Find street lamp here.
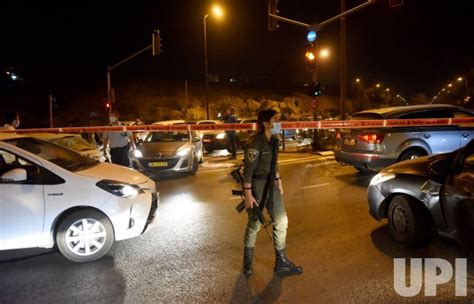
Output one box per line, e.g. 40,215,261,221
386,88,390,92
319,48,330,59
447,83,453,88
457,76,469,98
376,83,381,88
204,4,224,119
352,77,361,99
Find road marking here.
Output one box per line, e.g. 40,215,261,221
300,183,331,190
198,156,336,174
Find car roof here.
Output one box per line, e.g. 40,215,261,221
0,132,28,141
354,104,468,119
24,133,81,140
152,120,186,125
196,120,221,124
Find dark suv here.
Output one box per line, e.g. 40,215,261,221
335,104,474,172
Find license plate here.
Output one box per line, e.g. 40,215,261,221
148,161,168,167
203,139,211,143
344,138,356,146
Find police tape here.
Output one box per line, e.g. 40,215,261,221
1,118,474,134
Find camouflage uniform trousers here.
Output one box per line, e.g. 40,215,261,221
244,178,288,251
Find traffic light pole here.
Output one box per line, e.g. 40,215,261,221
269,0,375,120
268,0,374,31
106,44,153,111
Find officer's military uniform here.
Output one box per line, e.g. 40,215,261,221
242,132,288,251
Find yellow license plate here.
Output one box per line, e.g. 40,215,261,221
148,161,168,167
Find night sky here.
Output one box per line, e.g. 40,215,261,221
1,0,473,104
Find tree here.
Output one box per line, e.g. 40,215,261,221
410,93,429,105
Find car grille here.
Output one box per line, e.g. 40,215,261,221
142,192,159,233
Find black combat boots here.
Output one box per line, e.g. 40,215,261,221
243,247,254,277
274,249,303,277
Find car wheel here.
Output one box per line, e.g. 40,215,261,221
387,195,432,246
399,149,427,161
56,209,115,262
190,156,199,175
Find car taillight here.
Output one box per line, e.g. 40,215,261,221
358,133,385,144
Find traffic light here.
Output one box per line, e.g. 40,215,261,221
152,29,162,56
308,82,323,97
305,43,317,71
268,0,279,31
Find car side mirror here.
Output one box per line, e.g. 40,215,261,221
192,137,201,143
2,168,27,182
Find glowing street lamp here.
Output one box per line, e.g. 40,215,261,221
204,4,225,119
319,48,330,59
376,83,381,88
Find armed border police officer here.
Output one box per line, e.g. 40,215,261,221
242,109,302,277
103,110,136,167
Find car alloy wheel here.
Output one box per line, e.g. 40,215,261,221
65,218,107,256
57,209,114,262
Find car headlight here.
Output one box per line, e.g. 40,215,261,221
216,133,226,139
369,173,396,186
96,180,142,198
176,147,191,157
133,149,143,158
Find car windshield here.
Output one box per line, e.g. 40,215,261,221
146,131,190,142
51,136,96,152
5,137,99,172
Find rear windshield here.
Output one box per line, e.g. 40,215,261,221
351,113,384,120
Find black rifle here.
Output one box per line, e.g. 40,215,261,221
231,166,273,241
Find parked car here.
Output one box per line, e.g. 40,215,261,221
131,121,203,178
335,104,474,172
235,118,257,148
26,133,106,162
200,120,231,152
0,133,158,262
368,139,474,246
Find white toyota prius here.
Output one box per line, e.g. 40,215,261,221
0,133,159,262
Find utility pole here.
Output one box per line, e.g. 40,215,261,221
185,80,189,112
340,0,347,120
49,94,54,128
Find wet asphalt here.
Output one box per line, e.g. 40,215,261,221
1,152,473,303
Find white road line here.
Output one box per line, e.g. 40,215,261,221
300,183,331,190
199,156,335,174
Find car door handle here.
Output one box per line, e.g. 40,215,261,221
423,134,431,139
462,133,469,138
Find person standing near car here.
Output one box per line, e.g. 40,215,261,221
0,112,20,130
223,106,238,160
241,108,302,277
103,110,136,167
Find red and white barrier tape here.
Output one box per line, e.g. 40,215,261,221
0,118,473,134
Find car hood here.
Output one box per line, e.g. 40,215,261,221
76,162,148,185
383,152,456,178
138,141,190,158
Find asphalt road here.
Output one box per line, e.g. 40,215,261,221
1,152,473,303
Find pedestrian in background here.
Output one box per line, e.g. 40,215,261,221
223,106,238,160
103,110,136,167
241,108,302,277
0,112,20,130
